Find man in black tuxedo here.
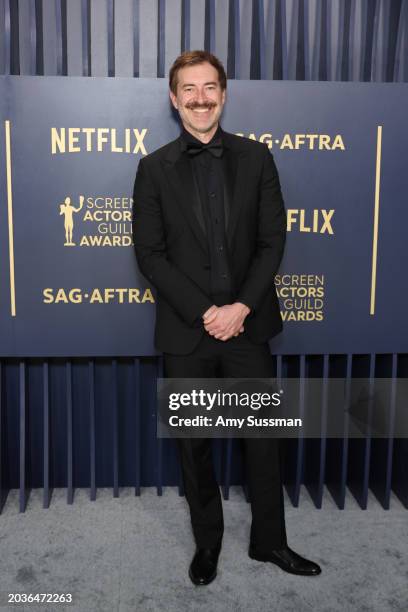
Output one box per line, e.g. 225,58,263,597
132,50,321,585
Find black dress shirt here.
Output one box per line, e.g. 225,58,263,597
179,125,253,329
180,124,233,304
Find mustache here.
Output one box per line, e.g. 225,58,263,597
185,102,217,110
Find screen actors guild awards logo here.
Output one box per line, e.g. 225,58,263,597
59,195,84,246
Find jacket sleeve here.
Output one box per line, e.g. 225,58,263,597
132,158,213,326
235,145,286,312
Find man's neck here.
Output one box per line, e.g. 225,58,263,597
182,122,219,144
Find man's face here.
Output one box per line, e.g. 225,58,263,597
169,61,226,136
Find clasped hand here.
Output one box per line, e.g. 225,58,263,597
202,303,251,341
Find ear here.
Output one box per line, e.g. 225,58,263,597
169,89,178,110
221,89,226,105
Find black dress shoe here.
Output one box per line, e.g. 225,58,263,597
248,544,321,576
189,543,221,586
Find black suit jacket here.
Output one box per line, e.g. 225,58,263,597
132,127,286,355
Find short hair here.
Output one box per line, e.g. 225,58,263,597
169,50,227,94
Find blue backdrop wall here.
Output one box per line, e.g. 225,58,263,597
0,0,407,513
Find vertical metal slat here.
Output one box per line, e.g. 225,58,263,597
89,359,96,500
317,354,329,507
81,0,91,76
134,358,141,496
181,0,190,52
54,0,64,75
112,359,119,497
66,0,84,76
66,360,74,504
107,0,114,76
0,361,9,513
227,0,239,79
361,353,376,507
133,0,139,76
156,356,163,496
204,0,215,53
338,354,352,508
157,0,165,77
43,361,52,508
19,360,28,512
294,354,306,506
383,354,398,508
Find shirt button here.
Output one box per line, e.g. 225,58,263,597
210,192,216,198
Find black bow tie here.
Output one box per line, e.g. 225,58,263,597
185,138,223,158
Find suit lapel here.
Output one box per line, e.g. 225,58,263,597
222,136,249,250
162,140,208,255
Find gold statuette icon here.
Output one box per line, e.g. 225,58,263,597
59,195,84,246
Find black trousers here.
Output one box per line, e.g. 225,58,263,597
163,331,287,552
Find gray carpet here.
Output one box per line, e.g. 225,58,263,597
0,486,406,612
